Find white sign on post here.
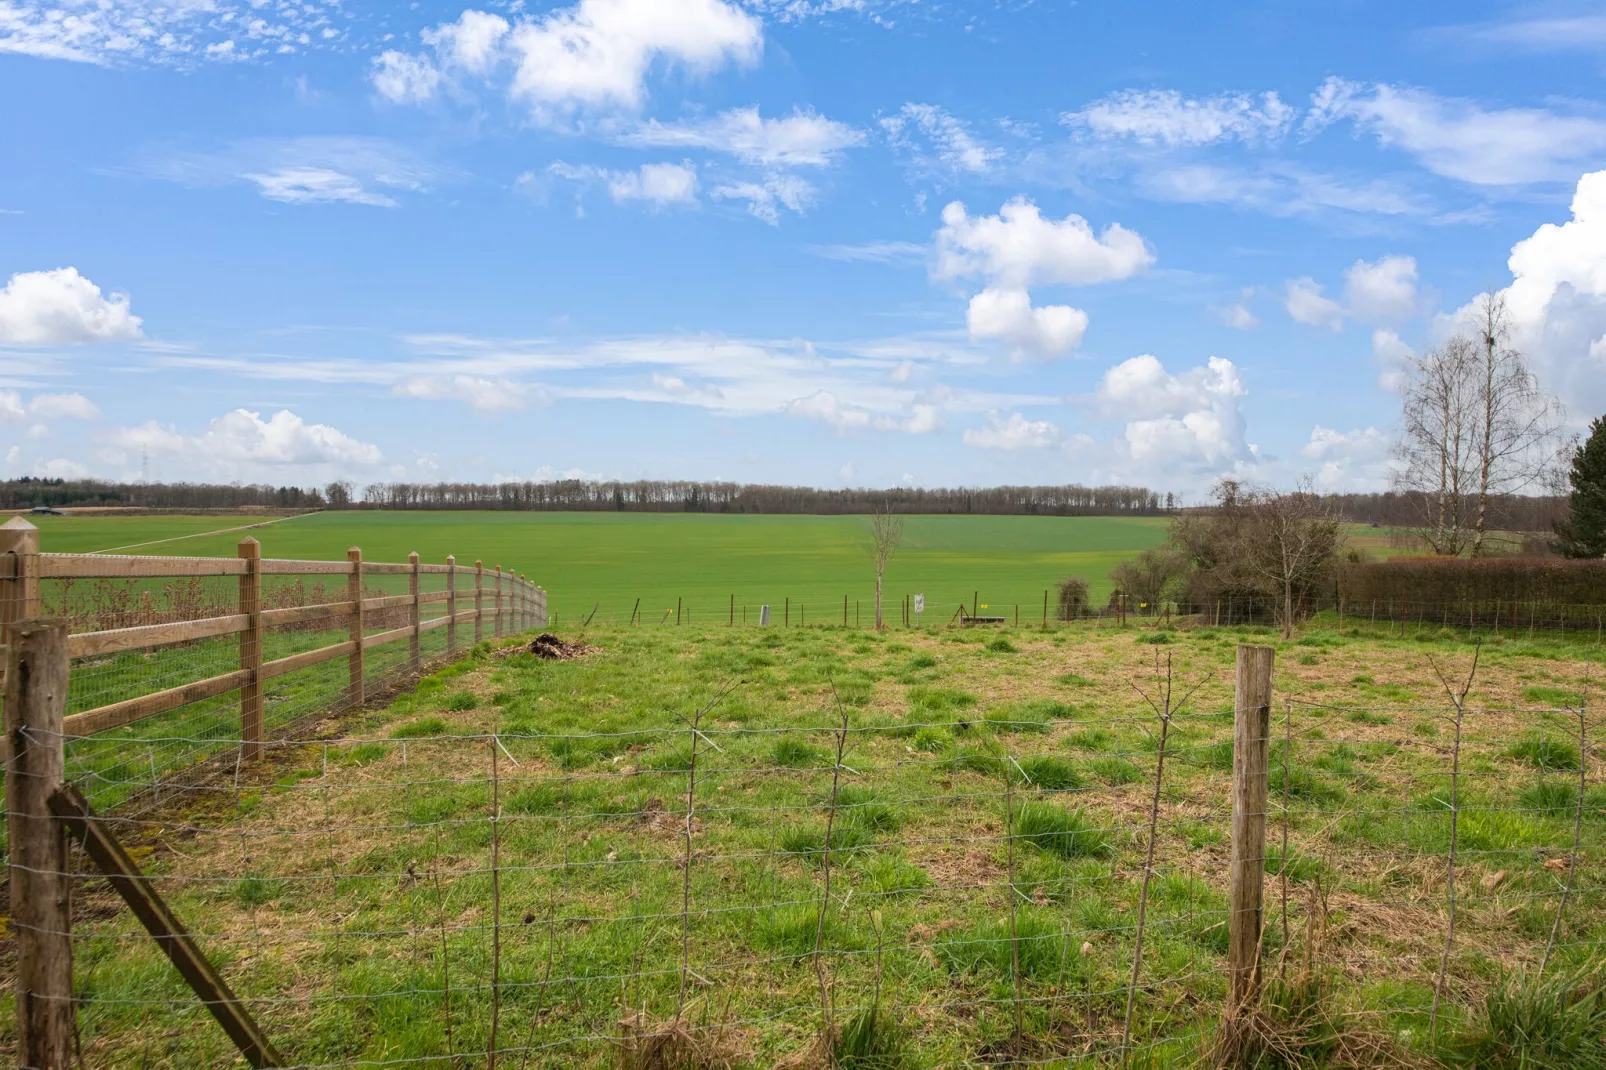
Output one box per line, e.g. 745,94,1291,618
913,593,924,625
759,604,771,626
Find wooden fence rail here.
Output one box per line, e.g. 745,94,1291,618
0,517,546,757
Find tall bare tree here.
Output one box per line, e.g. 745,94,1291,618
867,503,904,630
1394,336,1481,555
1239,482,1342,640
1468,293,1565,555
1393,295,1563,556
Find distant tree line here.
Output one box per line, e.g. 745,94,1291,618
340,480,1175,515
1315,492,1566,532
0,478,325,511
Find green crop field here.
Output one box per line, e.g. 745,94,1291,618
23,511,1173,621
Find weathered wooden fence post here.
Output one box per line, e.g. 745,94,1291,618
446,555,457,655
408,552,421,673
0,515,41,635
474,560,484,645
1228,643,1275,1017
6,619,75,1067
535,586,547,628
347,547,364,709
494,566,504,638
238,537,264,762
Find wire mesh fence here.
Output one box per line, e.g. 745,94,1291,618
550,593,1606,640
27,647,1601,1068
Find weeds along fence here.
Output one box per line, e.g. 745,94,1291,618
560,591,1606,639
0,516,546,823
5,634,1601,1067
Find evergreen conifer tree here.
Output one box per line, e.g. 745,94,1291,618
1553,415,1606,558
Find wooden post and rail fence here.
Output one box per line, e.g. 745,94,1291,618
0,516,545,761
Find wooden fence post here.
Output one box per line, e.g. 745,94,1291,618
408,552,421,673
0,516,41,636
446,555,457,655
347,548,364,709
5,619,74,1068
474,560,484,645
494,566,504,639
1228,643,1275,1017
238,537,263,762
535,586,546,628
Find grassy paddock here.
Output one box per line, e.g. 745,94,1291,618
38,619,1605,1067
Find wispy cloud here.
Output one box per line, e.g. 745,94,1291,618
127,136,446,208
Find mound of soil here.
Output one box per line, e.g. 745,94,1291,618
525,633,599,660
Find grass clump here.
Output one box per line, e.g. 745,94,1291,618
859,854,933,898
442,690,479,711
1016,754,1083,791
910,726,951,753
340,742,389,766
1064,728,1115,751
1507,736,1583,771
985,636,1018,653
835,785,899,833
1014,801,1112,859
774,737,828,768
936,910,1087,981
1444,967,1606,1070
1056,672,1092,687
1087,756,1143,785
833,1006,909,1070
907,686,978,715
1522,685,1581,707
983,699,1067,734
1520,780,1579,815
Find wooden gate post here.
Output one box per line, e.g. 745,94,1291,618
1228,644,1275,1016
446,556,457,654
346,548,364,709
0,515,41,636
6,619,75,1067
238,537,263,762
408,552,421,673
474,561,484,645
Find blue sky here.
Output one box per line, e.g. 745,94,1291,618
4,0,1606,499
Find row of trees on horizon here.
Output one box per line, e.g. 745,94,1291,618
0,473,1578,529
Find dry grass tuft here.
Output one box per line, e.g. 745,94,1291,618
614,1009,750,1070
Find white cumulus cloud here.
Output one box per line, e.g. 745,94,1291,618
1283,277,1346,331
934,197,1151,357
1443,169,1606,416
962,411,1061,450
1097,354,1248,469
28,393,99,419
965,287,1087,355
1344,255,1418,324
0,268,143,345
105,409,382,474
374,0,762,122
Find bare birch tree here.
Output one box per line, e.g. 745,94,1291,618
1394,336,1481,555
867,503,904,629
1393,295,1562,556
1468,293,1565,556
